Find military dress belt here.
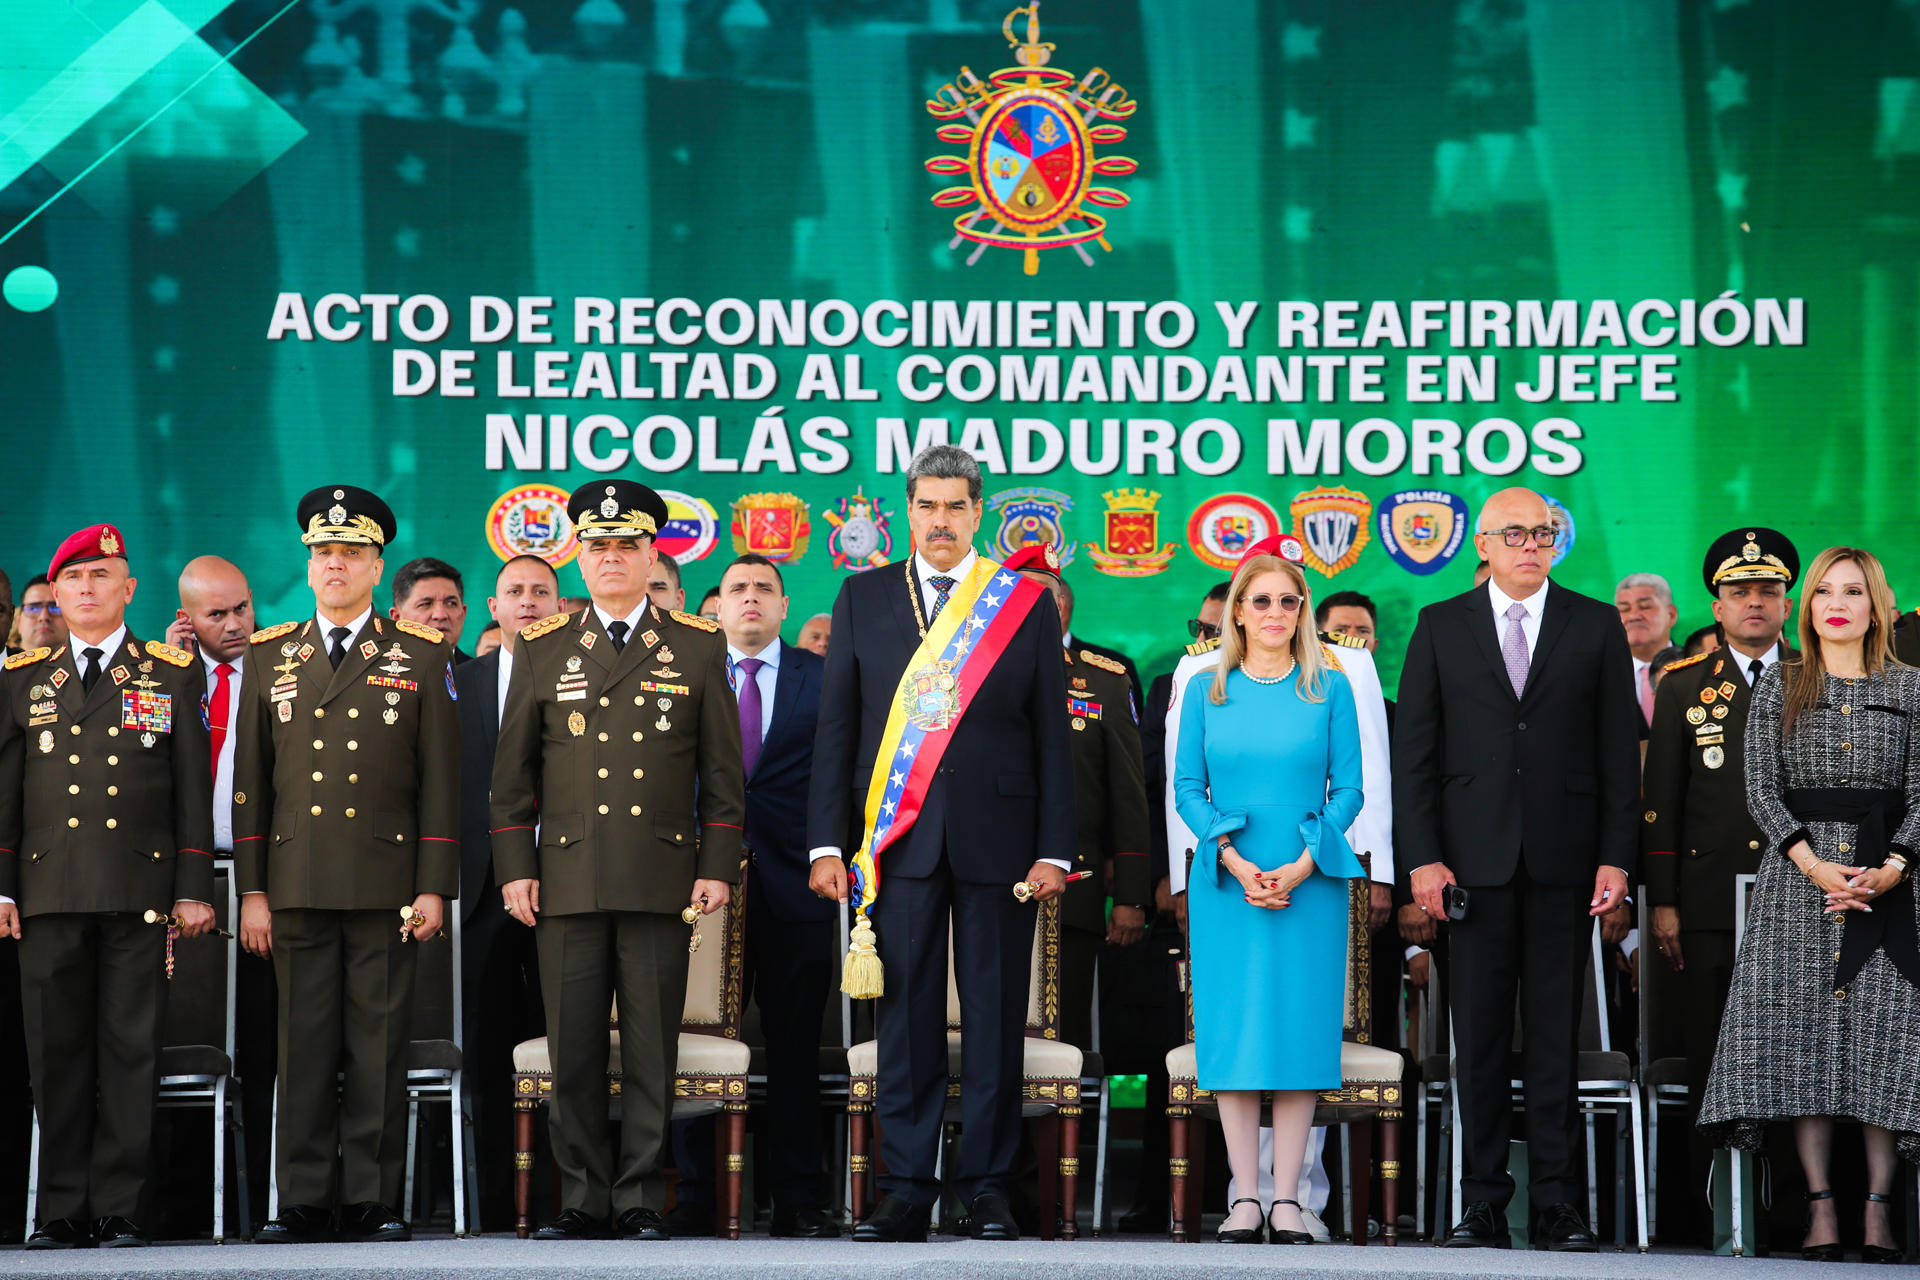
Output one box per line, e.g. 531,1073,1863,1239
1784,787,1919,990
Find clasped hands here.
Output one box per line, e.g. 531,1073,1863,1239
1222,846,1311,910
1789,839,1899,914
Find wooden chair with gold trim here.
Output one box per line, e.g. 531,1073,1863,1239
509,873,752,1239
1166,853,1406,1244
845,897,1088,1238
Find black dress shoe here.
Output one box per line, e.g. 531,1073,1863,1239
533,1208,607,1240
1216,1197,1264,1244
1442,1201,1511,1249
94,1216,147,1248
1115,1204,1166,1234
663,1201,714,1236
616,1207,669,1241
852,1196,931,1243
769,1205,841,1238
25,1218,91,1249
1536,1201,1596,1253
968,1192,1020,1241
255,1204,335,1244
339,1201,410,1242
1862,1191,1903,1263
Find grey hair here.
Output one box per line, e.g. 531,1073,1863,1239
1615,572,1673,608
905,443,982,503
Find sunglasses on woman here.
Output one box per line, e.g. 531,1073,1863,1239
1242,592,1303,613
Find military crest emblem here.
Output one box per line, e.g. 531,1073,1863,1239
486,484,578,568
1377,490,1469,576
656,489,720,564
988,487,1074,566
1541,492,1577,567
1290,485,1373,577
824,487,894,572
901,660,961,732
730,492,811,562
1187,493,1280,571
1085,488,1177,577
924,6,1139,275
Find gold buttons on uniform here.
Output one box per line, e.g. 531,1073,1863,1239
314,708,325,718
67,784,78,795
69,725,80,736
345,808,356,818
311,805,323,816
105,819,116,830
630,805,642,816
313,739,324,750
348,741,359,751
107,727,118,737
635,696,645,707
312,771,324,782
67,754,78,764
598,732,609,742
558,836,568,846
66,817,78,828
1840,842,1852,853
598,768,609,779
633,769,644,780
106,786,116,796
674,833,685,844
632,731,643,742
234,792,246,805
349,708,360,718
600,696,610,707
106,756,117,766
396,833,406,841
598,804,609,815
348,774,358,784
1750,840,1760,850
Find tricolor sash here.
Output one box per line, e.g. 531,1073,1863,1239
841,557,1046,996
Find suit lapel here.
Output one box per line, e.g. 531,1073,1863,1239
297,620,332,700
601,605,656,692
320,615,388,706
478,651,502,745
889,560,925,652
1462,585,1514,700
1523,583,1575,700
764,648,805,754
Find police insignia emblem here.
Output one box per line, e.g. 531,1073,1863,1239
1712,704,1729,720
731,492,811,561
1085,489,1177,577
656,645,673,664
485,483,579,568
37,730,52,755
824,487,893,572
383,707,398,725
1687,706,1707,725
600,485,620,519
1703,745,1725,769
1702,687,1717,704
141,732,157,749
656,715,672,732
901,660,962,732
1540,493,1577,567
1377,490,1469,576
278,701,293,723
988,487,1074,566
1290,485,1373,577
925,6,1139,275
1187,493,1280,571
100,528,120,555
329,502,347,525
568,711,586,737
566,655,583,673
657,697,674,712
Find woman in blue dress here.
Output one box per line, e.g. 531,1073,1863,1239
1174,548,1365,1244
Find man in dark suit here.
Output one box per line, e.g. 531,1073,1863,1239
1394,486,1639,1252
455,553,562,1228
807,445,1075,1243
392,556,474,664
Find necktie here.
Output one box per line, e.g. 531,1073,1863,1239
80,647,104,692
1749,658,1764,688
1637,664,1656,726
607,620,629,652
735,657,765,776
328,626,352,669
1500,602,1529,699
927,575,956,624
209,662,234,777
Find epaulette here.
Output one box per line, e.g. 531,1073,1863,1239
1663,651,1710,674
250,621,298,645
4,646,50,670
395,619,444,644
1185,636,1221,657
519,613,571,643
1320,643,1345,673
1081,650,1126,676
1323,631,1369,649
145,640,193,668
672,609,720,633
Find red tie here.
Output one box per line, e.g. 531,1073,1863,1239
209,662,234,776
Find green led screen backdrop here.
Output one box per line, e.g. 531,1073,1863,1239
1,0,1913,687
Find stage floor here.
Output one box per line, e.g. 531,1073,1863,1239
0,1236,1839,1280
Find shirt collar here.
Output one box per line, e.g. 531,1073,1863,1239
201,646,243,677
592,600,649,635
1733,642,1780,676
497,642,513,682
314,606,374,642
914,548,977,588
1488,577,1548,620
728,637,782,669
71,624,129,671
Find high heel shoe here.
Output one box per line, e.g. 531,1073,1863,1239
1217,1197,1265,1244
1862,1192,1904,1264
1801,1190,1843,1263
1267,1198,1315,1245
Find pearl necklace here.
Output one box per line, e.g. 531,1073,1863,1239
1239,657,1296,685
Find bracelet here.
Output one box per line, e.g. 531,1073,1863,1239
1886,854,1910,879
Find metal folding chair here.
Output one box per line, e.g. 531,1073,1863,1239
403,903,479,1235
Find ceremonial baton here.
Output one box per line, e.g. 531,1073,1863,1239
398,905,444,942
1012,870,1093,902
144,908,233,981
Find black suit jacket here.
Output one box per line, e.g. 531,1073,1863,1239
455,648,503,924
743,643,832,923
807,559,1075,881
1392,581,1640,889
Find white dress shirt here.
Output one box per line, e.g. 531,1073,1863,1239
203,648,244,851
69,624,129,682
727,638,781,741
315,606,374,656
810,548,1068,871
1487,578,1548,661
593,600,649,639
495,643,515,726
1731,642,1780,686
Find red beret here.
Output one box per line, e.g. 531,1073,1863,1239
1001,542,1063,579
48,523,128,580
1236,534,1306,570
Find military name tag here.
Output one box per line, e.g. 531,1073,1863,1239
270,683,299,702
121,689,172,733
558,690,586,702
367,675,418,692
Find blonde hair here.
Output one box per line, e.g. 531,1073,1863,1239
1781,545,1896,738
1210,555,1326,705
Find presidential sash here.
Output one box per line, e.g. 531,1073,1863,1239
841,556,1046,997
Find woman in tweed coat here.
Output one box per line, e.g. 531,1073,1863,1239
1699,547,1920,1263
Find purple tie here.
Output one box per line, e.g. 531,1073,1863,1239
736,657,765,776
1501,601,1530,698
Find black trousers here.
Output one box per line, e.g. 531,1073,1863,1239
1678,928,1737,1241
1057,925,1101,1051
233,948,277,1226
1449,874,1590,1211
461,899,544,1228
871,856,1033,1206
19,913,167,1223
0,937,30,1237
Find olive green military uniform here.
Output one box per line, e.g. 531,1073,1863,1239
1059,647,1151,1049
0,636,213,1225
491,604,745,1220
232,614,460,1211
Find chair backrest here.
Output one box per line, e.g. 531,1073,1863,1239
161,863,237,1057
681,867,748,1039
945,897,1058,1038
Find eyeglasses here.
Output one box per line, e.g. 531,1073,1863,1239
1243,593,1303,614
21,603,61,617
1187,619,1220,640
1483,525,1559,548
